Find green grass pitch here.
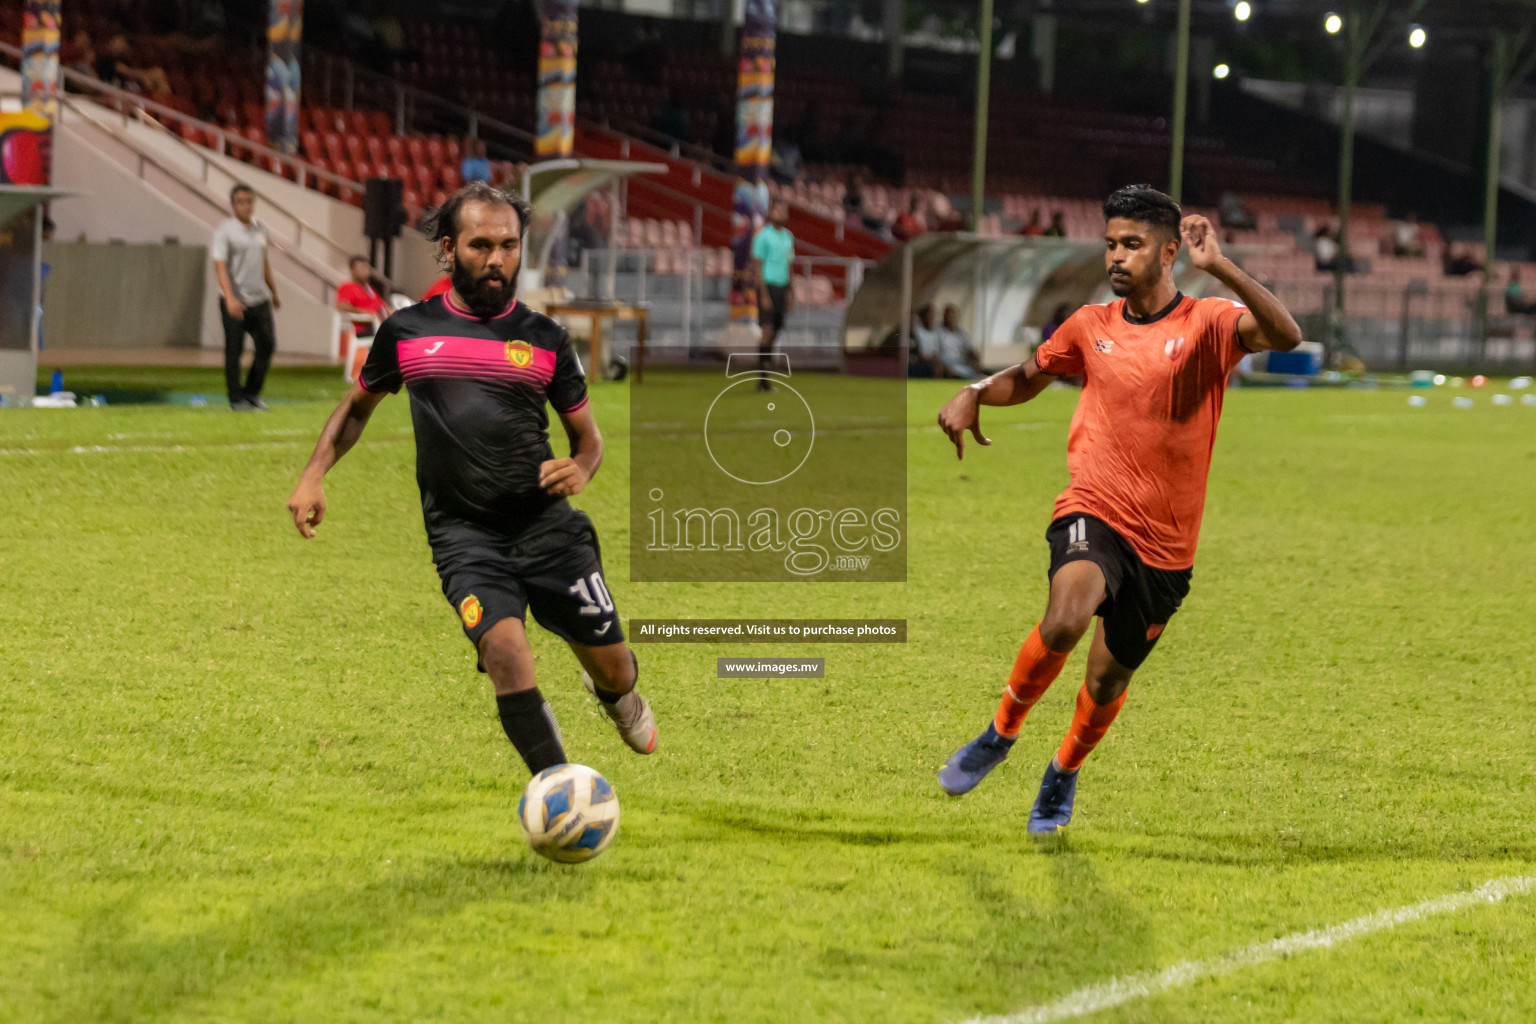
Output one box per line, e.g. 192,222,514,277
3,367,1534,1023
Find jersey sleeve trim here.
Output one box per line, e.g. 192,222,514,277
554,395,590,415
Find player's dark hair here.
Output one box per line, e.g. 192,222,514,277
1103,184,1181,241
229,182,254,203
348,254,369,267
421,181,533,265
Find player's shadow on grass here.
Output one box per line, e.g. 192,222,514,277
957,839,1158,1008
678,802,956,847
52,857,589,1023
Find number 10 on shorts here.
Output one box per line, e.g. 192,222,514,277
569,572,615,617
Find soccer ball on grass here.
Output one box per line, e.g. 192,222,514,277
518,763,620,863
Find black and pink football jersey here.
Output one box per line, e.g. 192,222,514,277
359,293,588,536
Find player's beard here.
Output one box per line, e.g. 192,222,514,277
1108,263,1151,297
451,259,518,317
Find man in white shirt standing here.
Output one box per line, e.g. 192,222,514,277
212,183,280,411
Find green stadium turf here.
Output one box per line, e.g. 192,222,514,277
3,369,1533,1023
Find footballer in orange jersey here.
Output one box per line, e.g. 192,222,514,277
935,185,1302,831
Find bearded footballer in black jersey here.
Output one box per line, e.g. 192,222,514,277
287,182,656,775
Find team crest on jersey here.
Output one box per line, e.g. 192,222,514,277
1164,336,1186,359
505,340,533,367
459,594,483,629
1094,338,1115,354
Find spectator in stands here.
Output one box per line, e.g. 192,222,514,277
212,183,279,412
337,256,390,334
1019,210,1046,237
930,194,965,232
94,33,170,97
892,196,926,242
1313,224,1340,273
1442,242,1482,277
1505,267,1532,315
63,31,96,79
656,90,693,145
1044,211,1067,238
422,275,453,300
1392,211,1426,258
938,305,983,379
1219,192,1257,232
460,139,491,185
909,304,942,378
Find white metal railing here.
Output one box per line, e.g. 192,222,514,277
55,94,344,306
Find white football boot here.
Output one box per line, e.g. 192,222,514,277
582,670,657,754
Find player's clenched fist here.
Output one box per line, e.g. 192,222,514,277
286,478,327,538
937,386,990,460
539,457,589,496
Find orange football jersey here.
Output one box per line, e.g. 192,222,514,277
1033,294,1249,570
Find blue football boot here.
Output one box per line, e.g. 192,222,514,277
938,723,1015,796
1027,759,1079,833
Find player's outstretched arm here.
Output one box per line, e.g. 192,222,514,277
540,404,603,497
286,384,387,538
936,355,1058,460
1180,214,1302,353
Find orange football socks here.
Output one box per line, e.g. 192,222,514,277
992,625,1070,738
1054,684,1127,771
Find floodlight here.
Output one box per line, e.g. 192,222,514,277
1234,2,1251,21
1408,25,1426,48
1324,13,1342,34
1214,63,1231,79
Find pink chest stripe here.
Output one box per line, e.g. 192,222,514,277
398,335,555,384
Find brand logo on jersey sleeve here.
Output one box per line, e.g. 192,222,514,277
505,340,533,367
1164,336,1186,359
459,594,483,628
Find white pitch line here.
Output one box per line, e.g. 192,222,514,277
0,440,307,456
960,873,1536,1024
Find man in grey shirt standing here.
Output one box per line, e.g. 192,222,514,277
211,183,280,410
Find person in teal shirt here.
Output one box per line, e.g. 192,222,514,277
751,200,795,390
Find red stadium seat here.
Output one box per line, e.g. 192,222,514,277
368,110,392,137
179,121,206,147
425,137,445,166
333,159,355,182
413,164,435,193
406,136,427,165
402,187,421,209
365,136,386,166
431,189,449,208
323,131,345,163
444,137,461,164
344,135,366,167
439,165,461,191
354,161,375,181
300,130,323,159
386,135,406,164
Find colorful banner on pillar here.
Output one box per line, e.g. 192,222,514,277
730,0,776,323
265,0,303,155
536,0,578,158
12,0,60,185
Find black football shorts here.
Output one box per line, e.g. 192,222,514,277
1045,513,1191,670
428,509,625,659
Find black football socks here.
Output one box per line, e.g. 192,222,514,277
496,688,566,774
589,650,640,705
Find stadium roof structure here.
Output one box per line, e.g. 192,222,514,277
1029,0,1536,40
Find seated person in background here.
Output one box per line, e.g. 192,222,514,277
1043,211,1067,238
1041,303,1073,342
1506,267,1533,315
460,139,491,184
909,304,943,378
1313,225,1340,273
1442,242,1482,277
337,256,390,332
1019,209,1046,237
937,304,983,379
892,196,926,242
1218,192,1256,232
94,34,170,96
930,193,965,233
1392,211,1426,258
63,31,96,79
